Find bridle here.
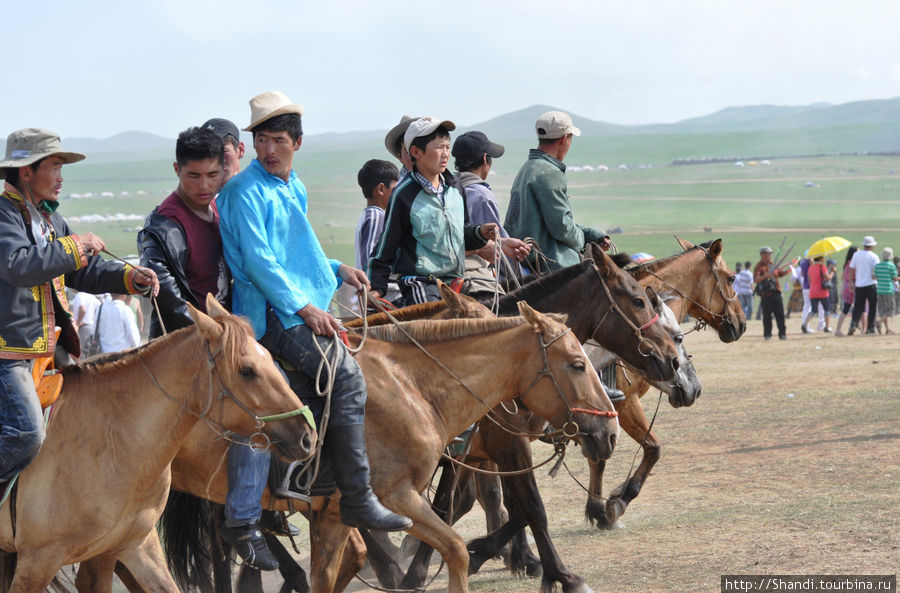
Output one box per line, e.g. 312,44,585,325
586,262,661,358
641,245,738,333
137,338,315,451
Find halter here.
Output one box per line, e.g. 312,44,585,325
587,262,661,358
518,328,618,441
643,244,738,333
137,339,315,451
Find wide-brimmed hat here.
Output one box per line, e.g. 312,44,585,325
452,131,505,162
403,117,456,153
759,246,773,254
535,111,581,140
0,128,84,178
384,115,420,159
862,235,877,247
244,91,304,131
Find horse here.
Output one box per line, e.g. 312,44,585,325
0,295,316,593
78,302,621,593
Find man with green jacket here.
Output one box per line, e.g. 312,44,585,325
504,110,609,272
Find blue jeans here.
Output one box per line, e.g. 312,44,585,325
259,309,366,427
0,359,46,481
225,438,271,527
738,294,753,319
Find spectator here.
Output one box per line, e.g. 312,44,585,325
69,289,101,355
355,159,400,306
848,236,880,335
383,115,420,180
826,259,839,314
833,247,857,336
97,294,141,352
800,255,826,332
804,256,833,333
734,261,754,319
753,246,791,340
873,247,898,334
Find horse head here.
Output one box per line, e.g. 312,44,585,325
674,236,746,343
586,243,680,383
190,295,316,463
516,301,619,464
437,280,495,319
652,297,703,408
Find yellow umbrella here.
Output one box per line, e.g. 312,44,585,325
807,236,851,259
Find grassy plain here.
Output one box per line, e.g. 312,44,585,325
60,152,900,273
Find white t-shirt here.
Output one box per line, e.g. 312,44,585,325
70,292,101,328
849,249,880,287
97,299,141,353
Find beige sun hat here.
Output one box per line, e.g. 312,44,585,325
384,115,421,159
244,91,304,131
0,128,85,178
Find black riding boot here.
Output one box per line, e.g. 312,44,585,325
600,363,625,402
326,424,413,532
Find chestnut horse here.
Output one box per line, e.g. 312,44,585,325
78,303,620,593
0,296,315,593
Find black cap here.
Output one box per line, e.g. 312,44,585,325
201,118,240,142
451,131,505,161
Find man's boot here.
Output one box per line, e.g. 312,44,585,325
221,523,279,571
325,424,413,532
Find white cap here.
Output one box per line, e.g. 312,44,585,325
403,116,455,152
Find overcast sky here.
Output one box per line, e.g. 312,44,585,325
4,0,900,139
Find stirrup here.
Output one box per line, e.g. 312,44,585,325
272,460,313,503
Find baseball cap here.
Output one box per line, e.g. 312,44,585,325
201,118,240,142
403,116,456,153
536,111,581,140
451,131,505,162
759,246,773,254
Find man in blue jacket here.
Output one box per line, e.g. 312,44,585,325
218,91,412,547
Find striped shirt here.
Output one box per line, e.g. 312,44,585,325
734,269,754,296
873,261,898,294
355,205,386,272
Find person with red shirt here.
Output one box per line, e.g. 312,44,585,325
804,255,834,333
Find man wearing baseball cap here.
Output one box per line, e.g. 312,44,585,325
504,111,609,273
753,245,791,340
848,235,880,335
218,92,412,564
0,128,159,494
201,118,245,182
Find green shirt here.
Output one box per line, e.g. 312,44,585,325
873,261,898,294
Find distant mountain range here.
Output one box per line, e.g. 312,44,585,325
4,97,899,161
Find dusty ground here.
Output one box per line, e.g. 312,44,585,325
94,314,896,593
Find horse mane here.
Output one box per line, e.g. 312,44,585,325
61,314,252,378
496,260,595,315
345,300,448,329
629,240,713,278
364,316,527,344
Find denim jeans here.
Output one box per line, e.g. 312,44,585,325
0,359,46,481
738,294,753,319
259,309,366,427
225,438,271,527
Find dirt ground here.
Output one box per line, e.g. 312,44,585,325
259,313,898,593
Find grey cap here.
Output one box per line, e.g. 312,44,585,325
201,118,240,142
403,117,456,153
759,246,773,254
0,128,85,178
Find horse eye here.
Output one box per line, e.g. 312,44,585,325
675,334,684,344
239,367,256,379
632,297,644,307
728,276,735,284
571,360,586,371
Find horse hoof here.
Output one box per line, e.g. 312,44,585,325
567,583,595,593
609,519,626,530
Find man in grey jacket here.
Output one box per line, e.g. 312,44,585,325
504,110,609,273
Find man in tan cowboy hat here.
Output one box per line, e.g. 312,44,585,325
0,128,159,494
384,114,420,178
218,91,412,567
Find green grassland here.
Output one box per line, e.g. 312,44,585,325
58,146,900,272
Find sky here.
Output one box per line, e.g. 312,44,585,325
3,0,900,140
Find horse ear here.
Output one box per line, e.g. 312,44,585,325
645,285,661,311
189,303,224,341
205,294,229,319
675,235,694,251
439,281,494,319
517,301,550,333
708,238,723,260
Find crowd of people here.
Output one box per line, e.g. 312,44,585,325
735,237,899,339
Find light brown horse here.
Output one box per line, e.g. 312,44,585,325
79,302,619,593
0,296,315,593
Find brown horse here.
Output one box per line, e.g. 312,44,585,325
581,237,745,530
0,296,315,593
79,302,619,593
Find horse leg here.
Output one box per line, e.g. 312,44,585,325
473,462,512,564
358,528,404,589
7,553,60,593
604,388,661,527
235,565,263,593
265,533,309,593
111,532,182,593
307,502,357,593
331,529,367,593
74,555,118,593
584,458,612,528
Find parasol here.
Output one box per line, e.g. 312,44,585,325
807,236,851,259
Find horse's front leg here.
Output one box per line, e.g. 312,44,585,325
75,555,118,593
113,531,181,593
603,385,661,527
307,500,358,593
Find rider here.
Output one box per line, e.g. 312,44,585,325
0,128,159,492
217,91,414,549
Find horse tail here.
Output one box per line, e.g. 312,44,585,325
0,552,15,593
158,490,219,593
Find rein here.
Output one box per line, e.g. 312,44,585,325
588,262,660,358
